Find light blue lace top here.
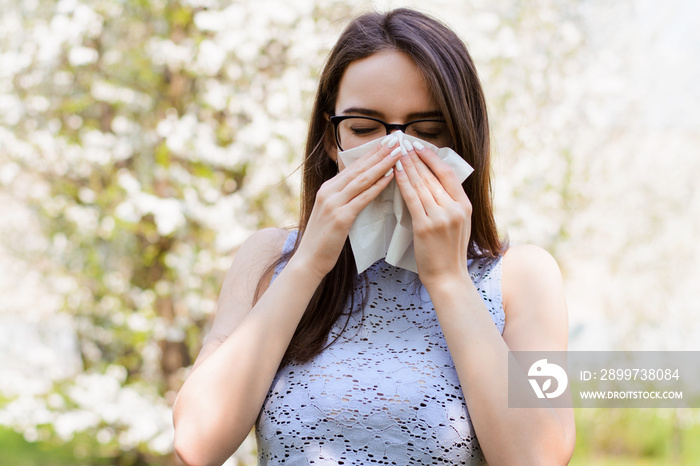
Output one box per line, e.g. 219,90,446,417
256,230,505,465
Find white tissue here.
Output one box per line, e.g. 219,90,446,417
338,131,473,274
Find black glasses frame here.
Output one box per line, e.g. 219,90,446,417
329,115,448,151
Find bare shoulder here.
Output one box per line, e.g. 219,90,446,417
192,227,291,369
500,244,568,352
234,227,290,263
220,227,291,307
502,244,563,293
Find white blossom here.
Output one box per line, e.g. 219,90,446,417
68,45,98,66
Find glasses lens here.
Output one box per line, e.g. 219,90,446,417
337,118,385,150
405,121,451,148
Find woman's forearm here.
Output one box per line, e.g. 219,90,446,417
428,275,570,466
173,255,321,466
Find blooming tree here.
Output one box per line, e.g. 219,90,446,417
0,0,351,462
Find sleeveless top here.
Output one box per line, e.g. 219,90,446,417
256,230,505,465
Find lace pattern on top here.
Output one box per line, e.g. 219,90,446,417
256,230,504,465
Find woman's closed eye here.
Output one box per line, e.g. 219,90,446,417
407,121,449,142
349,123,383,136
414,130,442,139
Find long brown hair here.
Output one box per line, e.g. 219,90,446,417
257,8,505,364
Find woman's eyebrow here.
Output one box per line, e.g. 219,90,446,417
340,107,383,117
406,110,444,120
341,107,444,120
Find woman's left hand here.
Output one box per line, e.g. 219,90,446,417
394,142,473,290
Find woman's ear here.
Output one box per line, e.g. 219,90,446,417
323,113,338,163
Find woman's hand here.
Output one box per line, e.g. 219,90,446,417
394,141,473,289
294,141,401,281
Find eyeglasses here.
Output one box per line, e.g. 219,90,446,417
329,115,451,151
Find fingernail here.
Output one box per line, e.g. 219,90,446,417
390,146,402,157
384,168,393,177
385,135,399,148
412,141,425,151
395,160,404,171
400,144,408,156
403,140,413,153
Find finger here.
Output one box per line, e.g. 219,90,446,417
344,145,401,193
345,168,394,215
332,143,400,203
412,143,469,205
407,146,453,207
344,134,402,174
397,142,439,215
393,150,429,222
335,141,386,182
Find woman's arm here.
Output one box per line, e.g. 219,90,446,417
173,140,401,466
173,228,322,466
427,246,575,466
394,144,575,465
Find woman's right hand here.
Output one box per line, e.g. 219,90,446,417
293,141,401,280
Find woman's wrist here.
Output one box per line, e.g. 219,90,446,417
285,251,329,285
422,268,473,296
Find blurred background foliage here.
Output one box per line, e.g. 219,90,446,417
0,0,698,464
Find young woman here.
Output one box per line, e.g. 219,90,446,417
174,8,575,466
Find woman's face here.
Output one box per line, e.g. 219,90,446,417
332,50,443,170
